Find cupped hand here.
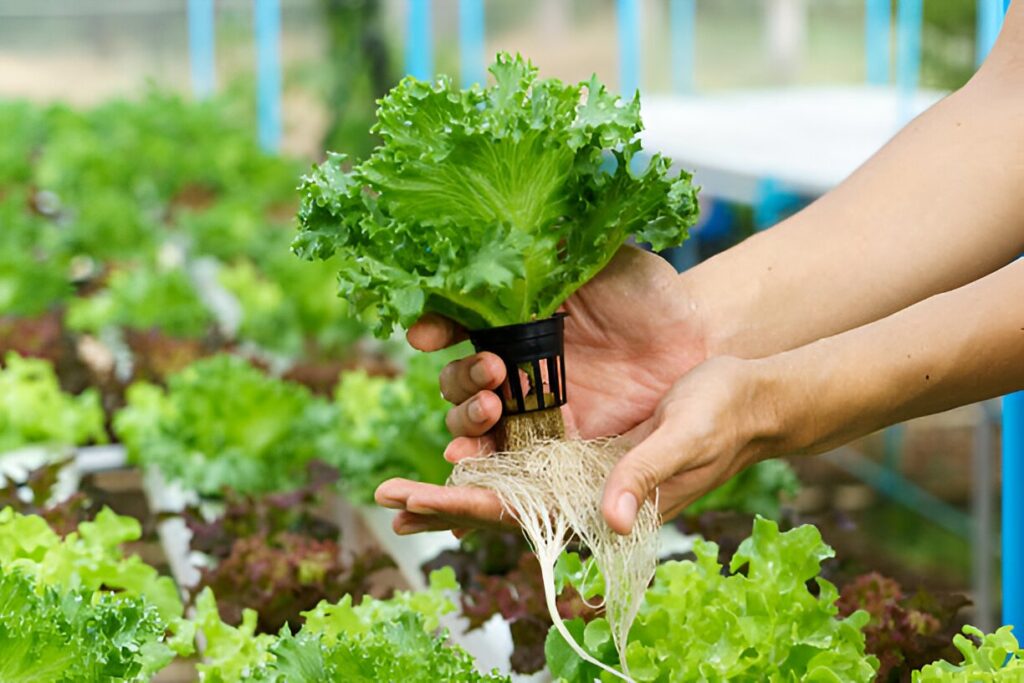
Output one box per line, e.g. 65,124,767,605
375,246,715,535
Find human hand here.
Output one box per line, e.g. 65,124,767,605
375,246,711,534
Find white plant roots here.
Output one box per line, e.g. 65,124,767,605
450,437,659,682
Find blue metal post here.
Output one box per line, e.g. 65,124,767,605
254,0,282,152
1004,392,1024,631
670,0,696,94
977,0,1002,66
406,0,433,80
865,0,891,84
459,0,485,87
995,0,1018,633
617,0,640,96
895,0,922,123
187,0,216,98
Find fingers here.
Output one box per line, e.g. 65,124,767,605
444,390,502,438
375,478,515,534
443,435,496,463
406,313,468,351
392,511,457,535
439,352,505,404
601,425,688,535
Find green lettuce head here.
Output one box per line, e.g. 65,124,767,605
295,53,698,336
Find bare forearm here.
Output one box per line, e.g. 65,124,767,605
759,259,1024,456
683,5,1024,360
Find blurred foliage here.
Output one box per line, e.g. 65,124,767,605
183,462,394,634
320,0,397,159
423,531,597,675
0,352,106,452
838,572,969,682
0,89,373,376
921,1,977,91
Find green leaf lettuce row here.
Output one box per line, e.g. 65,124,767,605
547,517,879,682
295,52,699,336
115,354,335,496
65,265,214,339
198,567,509,682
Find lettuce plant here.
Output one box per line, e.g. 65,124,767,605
296,54,698,679
295,52,699,335
837,572,969,680
684,459,800,519
329,348,460,502
196,568,508,682
66,265,214,339
0,508,194,678
115,354,337,495
0,352,106,452
0,568,170,682
913,625,1023,681
547,517,879,682
183,464,395,633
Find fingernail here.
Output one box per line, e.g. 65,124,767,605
397,522,431,535
469,360,489,386
406,503,438,515
377,496,404,510
616,493,638,530
467,397,486,423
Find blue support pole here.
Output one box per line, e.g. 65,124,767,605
1004,392,1024,632
187,0,216,98
254,0,282,152
406,0,433,80
997,0,1017,633
458,0,485,88
895,0,922,123
865,0,891,84
977,0,1002,66
617,0,640,96
670,0,696,94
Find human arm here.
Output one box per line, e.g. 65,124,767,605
603,258,1024,532
686,2,1024,359
420,1,1024,448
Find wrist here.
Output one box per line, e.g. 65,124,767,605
676,247,768,360
747,337,880,459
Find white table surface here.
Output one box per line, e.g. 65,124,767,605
639,85,945,203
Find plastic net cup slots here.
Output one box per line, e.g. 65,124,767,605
468,314,567,416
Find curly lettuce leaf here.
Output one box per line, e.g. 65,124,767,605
547,517,878,682
913,625,1024,681
0,352,107,452
0,568,174,682
295,53,699,335
0,507,184,625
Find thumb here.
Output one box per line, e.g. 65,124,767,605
601,425,681,535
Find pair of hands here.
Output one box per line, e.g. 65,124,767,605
375,247,780,536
